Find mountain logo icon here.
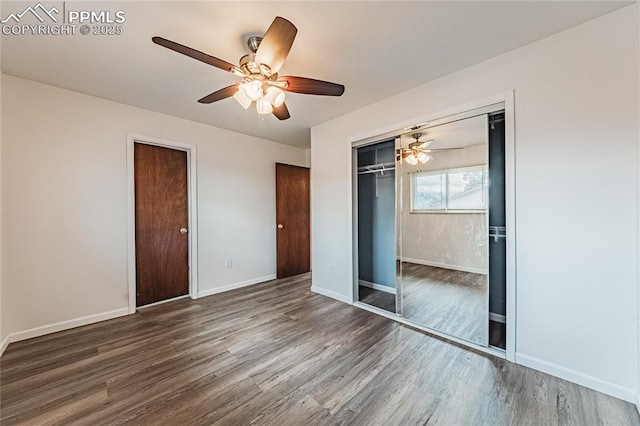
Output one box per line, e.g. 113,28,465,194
1,3,59,24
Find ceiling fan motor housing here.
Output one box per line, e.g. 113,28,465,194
409,132,424,149
247,36,263,53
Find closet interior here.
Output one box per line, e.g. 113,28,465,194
356,140,397,313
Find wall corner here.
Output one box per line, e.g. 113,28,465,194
636,0,640,414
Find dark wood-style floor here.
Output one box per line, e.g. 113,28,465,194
2,273,638,425
402,263,488,346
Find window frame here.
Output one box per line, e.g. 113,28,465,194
410,164,488,214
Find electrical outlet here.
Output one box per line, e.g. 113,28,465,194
225,259,233,269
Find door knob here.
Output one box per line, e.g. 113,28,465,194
277,224,284,229
180,228,188,234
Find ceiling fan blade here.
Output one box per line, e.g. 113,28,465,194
197,85,238,104
152,36,236,73
279,76,345,96
418,140,434,149
273,102,291,120
255,17,297,74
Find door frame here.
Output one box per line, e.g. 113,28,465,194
126,133,199,314
349,91,516,362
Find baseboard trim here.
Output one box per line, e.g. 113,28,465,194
489,312,506,323
137,295,189,310
401,257,487,275
515,353,635,403
0,334,10,356
311,286,352,304
198,274,276,298
2,274,280,354
8,307,130,344
358,280,396,295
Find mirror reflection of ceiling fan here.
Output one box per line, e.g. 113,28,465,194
152,17,345,120
400,133,463,165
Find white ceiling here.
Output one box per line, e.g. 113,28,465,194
1,1,631,148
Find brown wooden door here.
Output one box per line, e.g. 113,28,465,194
276,163,311,278
135,143,189,307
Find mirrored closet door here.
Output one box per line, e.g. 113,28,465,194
354,106,507,350
398,115,489,346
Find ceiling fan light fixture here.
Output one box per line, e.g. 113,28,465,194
230,66,246,77
402,132,436,165
265,86,286,107
417,152,430,164
256,98,273,115
258,63,273,78
241,80,263,101
405,153,418,166
233,88,252,109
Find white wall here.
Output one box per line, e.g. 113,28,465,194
311,6,638,402
637,0,640,414
0,0,5,351
0,54,6,353
1,74,306,338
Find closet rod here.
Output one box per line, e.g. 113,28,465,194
357,161,395,171
357,161,396,175
357,167,396,175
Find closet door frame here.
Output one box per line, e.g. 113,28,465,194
349,91,515,362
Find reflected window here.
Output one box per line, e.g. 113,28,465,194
411,165,487,212
412,172,445,210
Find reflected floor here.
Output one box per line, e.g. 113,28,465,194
402,262,487,345
358,285,396,313
489,320,506,349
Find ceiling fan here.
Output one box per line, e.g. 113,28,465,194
400,133,462,165
152,17,345,120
